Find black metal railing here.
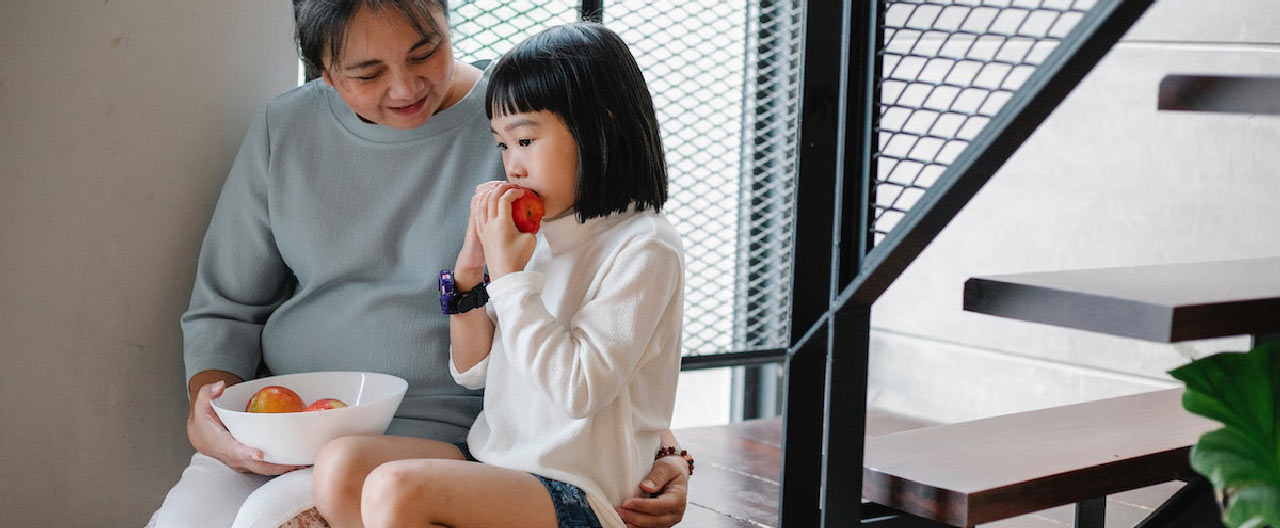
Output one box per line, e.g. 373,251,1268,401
874,0,1099,245
780,0,1155,526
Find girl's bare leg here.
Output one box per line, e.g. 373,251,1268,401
361,458,560,528
312,436,464,528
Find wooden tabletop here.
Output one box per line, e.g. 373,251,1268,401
1158,74,1280,114
861,389,1217,526
963,257,1280,342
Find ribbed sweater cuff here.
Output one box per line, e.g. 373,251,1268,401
486,270,544,311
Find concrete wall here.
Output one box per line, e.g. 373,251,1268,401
869,0,1280,424
0,2,297,525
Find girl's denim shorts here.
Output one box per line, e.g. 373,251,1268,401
454,444,602,527
534,475,603,528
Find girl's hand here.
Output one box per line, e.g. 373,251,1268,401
454,182,504,288
187,380,309,476
475,185,537,281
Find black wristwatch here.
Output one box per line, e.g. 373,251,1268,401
439,269,489,315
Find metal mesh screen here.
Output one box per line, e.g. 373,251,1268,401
451,1,803,357
451,1,580,64
874,0,1097,244
609,1,803,357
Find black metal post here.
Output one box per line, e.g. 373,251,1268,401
821,305,871,525
1075,497,1106,528
781,0,883,524
681,348,786,371
580,0,603,22
1134,477,1225,528
861,503,956,528
778,0,851,524
738,365,766,419
780,336,830,527
818,0,878,523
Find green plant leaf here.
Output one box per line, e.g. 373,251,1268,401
1192,428,1280,491
1224,487,1280,528
1170,340,1280,528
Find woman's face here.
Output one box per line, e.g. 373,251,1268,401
321,5,461,130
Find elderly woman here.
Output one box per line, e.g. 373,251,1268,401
148,1,690,527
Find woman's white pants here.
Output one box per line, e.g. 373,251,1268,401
147,453,315,528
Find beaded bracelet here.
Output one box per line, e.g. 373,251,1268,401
655,445,695,477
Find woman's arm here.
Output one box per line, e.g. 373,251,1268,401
616,429,690,528
182,108,293,383
180,109,304,475
187,369,243,409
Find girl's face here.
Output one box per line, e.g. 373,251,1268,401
490,110,579,218
321,5,463,130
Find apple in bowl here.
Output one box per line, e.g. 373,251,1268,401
243,385,347,413
244,386,306,413
303,398,348,412
211,371,407,465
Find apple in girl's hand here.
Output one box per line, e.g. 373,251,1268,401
303,398,348,412
510,188,545,234
245,386,306,413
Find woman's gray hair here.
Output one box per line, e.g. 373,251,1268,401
294,0,449,79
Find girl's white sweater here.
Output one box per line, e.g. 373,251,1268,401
451,207,684,526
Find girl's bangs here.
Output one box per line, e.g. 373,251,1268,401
487,59,567,119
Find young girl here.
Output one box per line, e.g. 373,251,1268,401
313,22,687,528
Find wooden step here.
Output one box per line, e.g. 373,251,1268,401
860,389,1217,527
963,257,1280,342
675,410,934,527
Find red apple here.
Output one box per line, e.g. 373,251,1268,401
303,398,349,412
510,189,545,234
245,386,306,413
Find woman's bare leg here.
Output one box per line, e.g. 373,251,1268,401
312,436,464,528
360,459,559,528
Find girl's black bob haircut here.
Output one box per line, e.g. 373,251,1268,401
486,22,668,223
294,0,448,76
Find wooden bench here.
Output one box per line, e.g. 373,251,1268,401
677,392,1213,528
676,410,934,527
861,388,1216,527
929,257,1280,527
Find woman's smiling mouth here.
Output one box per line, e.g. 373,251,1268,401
388,96,427,117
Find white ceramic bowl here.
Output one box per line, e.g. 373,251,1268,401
212,371,408,465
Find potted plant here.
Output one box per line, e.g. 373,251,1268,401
1171,340,1280,528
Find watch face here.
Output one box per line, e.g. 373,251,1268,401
439,269,457,315
438,270,489,315
439,270,455,295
